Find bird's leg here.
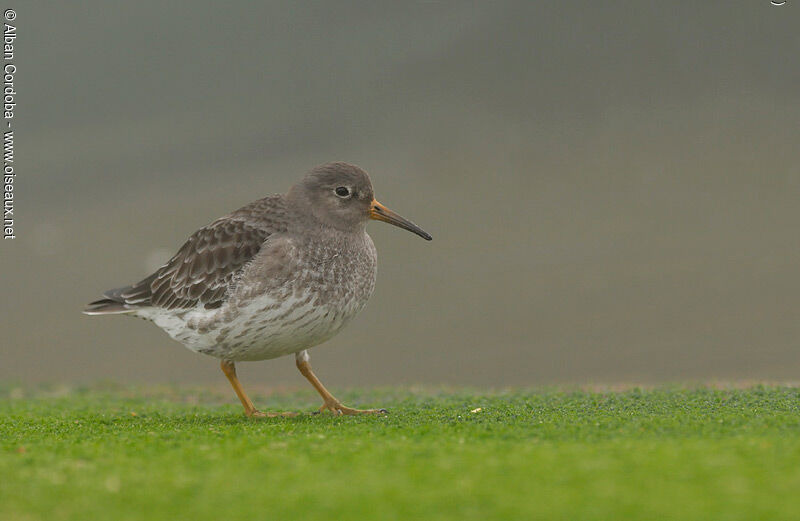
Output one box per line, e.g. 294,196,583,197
219,360,296,418
294,351,387,415
220,360,263,417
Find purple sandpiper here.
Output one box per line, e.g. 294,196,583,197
85,162,431,416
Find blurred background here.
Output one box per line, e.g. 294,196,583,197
3,1,799,387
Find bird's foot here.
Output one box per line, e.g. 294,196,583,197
316,399,388,416
247,409,299,418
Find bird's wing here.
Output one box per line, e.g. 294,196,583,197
88,195,293,313
154,217,272,309
103,217,271,311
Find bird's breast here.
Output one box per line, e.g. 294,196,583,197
297,234,378,308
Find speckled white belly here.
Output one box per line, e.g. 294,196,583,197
136,288,368,362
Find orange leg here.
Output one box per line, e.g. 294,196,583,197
220,360,296,418
295,354,387,415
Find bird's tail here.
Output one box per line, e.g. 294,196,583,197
83,298,135,315
84,275,156,315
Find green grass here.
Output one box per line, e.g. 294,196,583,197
2,385,800,520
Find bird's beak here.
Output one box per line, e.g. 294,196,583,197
370,199,432,241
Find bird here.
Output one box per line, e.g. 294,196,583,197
84,162,431,417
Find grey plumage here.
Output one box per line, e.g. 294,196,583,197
84,162,430,416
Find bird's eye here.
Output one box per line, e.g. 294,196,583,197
334,186,351,198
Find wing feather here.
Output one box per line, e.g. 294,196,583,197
87,195,289,313
143,218,270,309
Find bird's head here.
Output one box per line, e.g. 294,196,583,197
288,162,432,240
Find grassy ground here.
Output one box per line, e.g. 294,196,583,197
2,385,800,520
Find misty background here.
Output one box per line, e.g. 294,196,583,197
3,2,800,388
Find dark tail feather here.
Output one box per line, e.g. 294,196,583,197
83,298,134,315
84,275,156,315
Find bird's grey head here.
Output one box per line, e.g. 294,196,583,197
287,162,432,240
